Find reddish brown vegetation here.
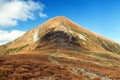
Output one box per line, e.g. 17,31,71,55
0,54,82,80
0,52,119,80
51,50,120,79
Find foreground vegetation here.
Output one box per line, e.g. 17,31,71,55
0,49,120,80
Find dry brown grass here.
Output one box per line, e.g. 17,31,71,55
0,49,120,80
0,54,90,80
50,50,120,79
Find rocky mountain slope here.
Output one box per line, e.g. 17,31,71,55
0,16,120,80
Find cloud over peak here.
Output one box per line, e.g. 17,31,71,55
0,0,47,27
0,29,26,45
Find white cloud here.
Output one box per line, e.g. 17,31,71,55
0,29,26,45
39,13,48,18
0,0,47,27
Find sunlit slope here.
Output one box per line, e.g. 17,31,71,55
0,16,120,55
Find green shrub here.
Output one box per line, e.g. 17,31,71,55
96,38,120,54
4,44,29,54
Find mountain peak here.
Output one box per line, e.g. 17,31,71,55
0,16,120,54
33,16,81,49
53,16,67,19
42,16,71,27
1,16,120,80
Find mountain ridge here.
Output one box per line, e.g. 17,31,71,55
1,16,120,54
0,16,120,80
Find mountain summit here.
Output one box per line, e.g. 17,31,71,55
0,16,120,80
0,16,120,54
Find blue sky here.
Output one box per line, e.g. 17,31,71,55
0,0,120,45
